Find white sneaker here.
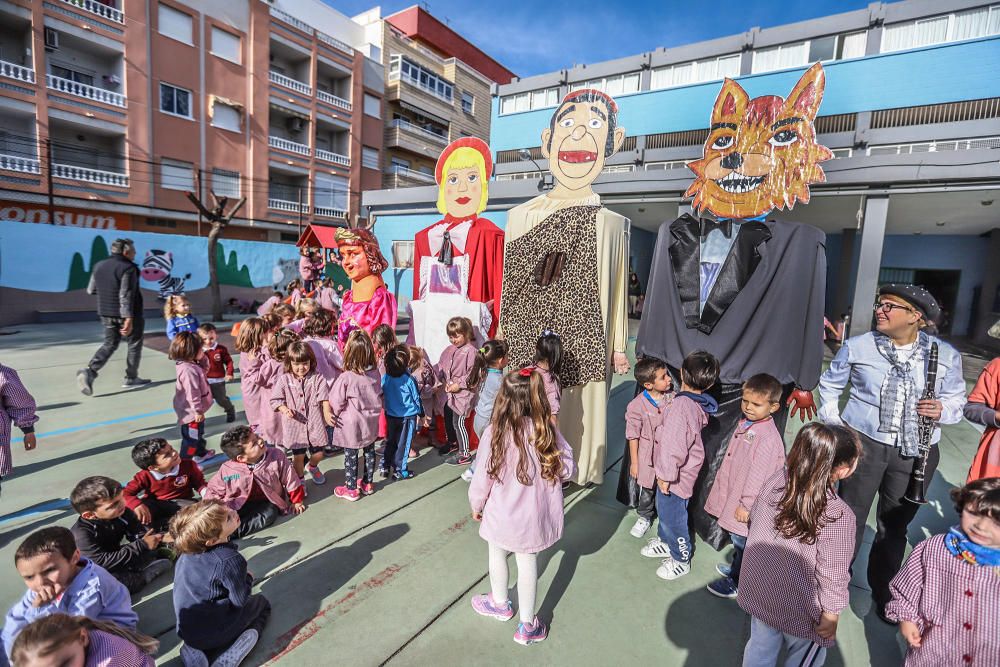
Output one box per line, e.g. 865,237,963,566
461,468,474,482
640,537,672,558
629,516,652,538
210,628,259,667
656,557,691,581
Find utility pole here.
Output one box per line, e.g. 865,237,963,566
186,190,246,321
45,138,54,224
297,186,304,237
194,169,202,237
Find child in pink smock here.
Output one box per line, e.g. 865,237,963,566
170,332,215,462
408,345,439,455
0,363,38,491
623,357,673,539
437,317,478,467
234,317,271,437
326,330,383,502
468,368,575,646
532,330,564,422
270,342,330,491
252,329,298,446
704,373,786,599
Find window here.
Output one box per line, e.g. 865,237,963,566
211,101,241,132
651,54,740,89
499,86,558,115
158,3,193,45
362,147,379,170
882,6,1000,52
161,159,194,191
388,54,454,102
211,168,240,197
363,93,381,118
570,72,641,96
391,240,414,269
752,42,810,73
315,174,348,211
808,35,837,62
839,31,867,59
390,157,411,170
160,83,192,118
50,64,94,87
461,91,474,114
211,27,241,64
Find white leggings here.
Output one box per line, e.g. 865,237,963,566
488,543,538,624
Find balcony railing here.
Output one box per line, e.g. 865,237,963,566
268,198,308,213
316,149,350,166
317,89,351,111
317,31,354,56
59,0,124,24
269,6,312,34
391,119,447,144
269,70,312,96
386,165,435,183
53,163,128,187
47,74,126,107
0,154,41,174
269,135,311,156
314,205,347,218
0,60,35,84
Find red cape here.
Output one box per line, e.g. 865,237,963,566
413,215,504,336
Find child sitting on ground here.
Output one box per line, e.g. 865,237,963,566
641,350,719,581
69,476,172,594
461,339,509,483
11,614,157,667
171,500,272,667
381,345,427,480
123,439,207,531
0,362,38,497
197,323,236,423
469,368,575,646
886,477,1000,666
326,330,383,502
738,424,860,667
170,332,215,463
704,373,787,599
624,357,674,539
2,527,137,661
270,342,330,490
165,295,199,341
437,317,478,467
532,331,564,424
203,426,305,539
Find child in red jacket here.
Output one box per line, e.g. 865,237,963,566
123,438,207,531
197,323,236,423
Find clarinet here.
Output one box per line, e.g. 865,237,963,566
904,342,939,505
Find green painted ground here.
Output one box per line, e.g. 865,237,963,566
0,319,984,666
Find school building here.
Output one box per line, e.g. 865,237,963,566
363,0,1000,347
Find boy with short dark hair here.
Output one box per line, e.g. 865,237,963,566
641,350,720,582
624,357,674,539
2,527,137,662
69,476,172,594
197,323,236,423
203,426,306,539
381,345,425,480
123,438,207,531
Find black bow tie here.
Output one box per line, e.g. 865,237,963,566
700,218,734,239
438,230,453,266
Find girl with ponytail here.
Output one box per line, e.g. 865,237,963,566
459,340,509,482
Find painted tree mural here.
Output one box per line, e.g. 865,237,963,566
67,236,109,291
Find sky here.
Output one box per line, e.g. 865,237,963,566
325,0,874,77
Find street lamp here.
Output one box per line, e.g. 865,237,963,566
518,148,551,192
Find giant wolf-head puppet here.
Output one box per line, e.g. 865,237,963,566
685,62,833,219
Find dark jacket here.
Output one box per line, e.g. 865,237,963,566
173,542,254,646
70,510,150,574
87,254,142,319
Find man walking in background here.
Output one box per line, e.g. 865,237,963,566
77,238,150,395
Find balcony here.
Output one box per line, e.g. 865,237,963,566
0,153,40,174
0,60,34,84
384,164,436,189
53,163,128,187
269,5,312,35
317,89,351,111
269,135,311,156
313,205,347,218
385,119,447,160
316,148,350,166
317,31,353,57
47,74,126,108
386,76,454,126
58,0,124,24
269,70,311,97
268,198,307,213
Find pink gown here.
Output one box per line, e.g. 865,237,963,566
337,285,397,350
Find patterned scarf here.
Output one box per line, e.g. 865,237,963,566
874,330,930,457
944,526,1000,567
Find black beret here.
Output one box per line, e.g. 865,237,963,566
879,283,941,323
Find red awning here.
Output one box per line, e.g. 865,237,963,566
296,224,343,249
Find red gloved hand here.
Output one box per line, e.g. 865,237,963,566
787,388,817,422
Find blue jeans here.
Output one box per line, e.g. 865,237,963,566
655,488,691,563
730,532,747,586
385,415,418,474
742,616,827,667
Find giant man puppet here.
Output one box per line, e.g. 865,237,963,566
626,63,831,548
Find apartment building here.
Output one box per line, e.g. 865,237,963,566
364,0,1000,345
354,5,514,189
0,0,385,242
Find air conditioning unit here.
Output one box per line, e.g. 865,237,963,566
44,28,59,51
286,117,305,133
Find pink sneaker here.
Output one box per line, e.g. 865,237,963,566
359,481,375,496
471,594,514,621
513,617,548,645
333,485,360,502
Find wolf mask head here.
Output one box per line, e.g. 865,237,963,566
685,62,833,219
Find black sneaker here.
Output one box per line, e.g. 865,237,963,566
76,368,95,396
121,377,152,389
226,411,237,423
142,558,172,584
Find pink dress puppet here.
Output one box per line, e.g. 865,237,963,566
332,228,397,351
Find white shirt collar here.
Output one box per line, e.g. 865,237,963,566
150,464,180,480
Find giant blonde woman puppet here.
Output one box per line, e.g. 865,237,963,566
335,227,397,351
409,137,505,363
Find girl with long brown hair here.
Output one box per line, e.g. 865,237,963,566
468,368,575,646
737,423,861,667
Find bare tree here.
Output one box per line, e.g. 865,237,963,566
185,191,246,321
